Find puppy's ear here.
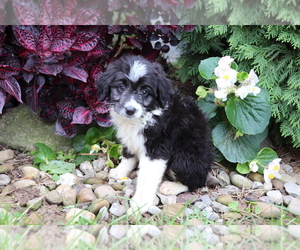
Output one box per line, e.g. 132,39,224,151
153,62,174,107
96,70,111,102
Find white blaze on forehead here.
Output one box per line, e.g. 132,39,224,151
127,60,147,82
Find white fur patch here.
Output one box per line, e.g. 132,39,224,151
159,181,188,196
124,98,143,118
126,60,147,82
131,156,167,213
109,157,137,179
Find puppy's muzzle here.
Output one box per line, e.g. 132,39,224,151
125,105,137,116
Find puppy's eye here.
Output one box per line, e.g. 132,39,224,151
140,89,149,96
118,85,126,92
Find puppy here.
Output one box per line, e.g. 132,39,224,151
97,55,214,214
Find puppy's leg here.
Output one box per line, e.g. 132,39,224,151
130,157,167,214
158,181,189,196
109,157,137,180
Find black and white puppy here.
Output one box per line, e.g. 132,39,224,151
97,55,214,214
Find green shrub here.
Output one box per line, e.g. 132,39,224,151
178,25,300,148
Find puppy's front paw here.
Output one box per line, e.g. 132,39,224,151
130,194,153,214
159,181,189,196
109,167,128,180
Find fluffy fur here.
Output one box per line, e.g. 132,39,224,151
97,55,214,213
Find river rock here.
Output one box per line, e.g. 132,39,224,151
0,174,11,186
255,202,281,218
21,166,40,179
287,198,300,215
216,171,230,187
176,193,198,204
277,174,297,184
0,150,14,162
109,225,127,240
0,164,13,174
94,185,117,199
27,197,42,210
80,161,96,178
93,158,106,172
248,172,264,183
211,201,230,213
284,183,300,198
65,208,95,223
65,229,95,246
13,179,36,188
287,225,300,239
256,225,281,242
62,189,77,206
109,202,126,217
45,190,63,204
266,190,283,205
230,173,252,189
163,204,186,217
216,194,234,206
89,199,110,214
77,187,97,203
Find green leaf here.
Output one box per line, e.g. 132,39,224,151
225,89,271,135
255,147,278,173
197,94,218,119
75,145,97,165
85,127,102,145
32,143,56,165
39,160,75,174
236,162,250,174
199,57,220,79
72,134,87,152
212,121,268,163
109,144,122,158
237,71,248,82
98,126,115,141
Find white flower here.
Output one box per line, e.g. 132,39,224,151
240,69,259,86
217,56,235,70
247,85,261,95
215,68,238,88
235,86,249,99
214,85,237,101
56,173,76,186
249,160,259,172
264,158,282,184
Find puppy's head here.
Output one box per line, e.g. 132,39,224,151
97,55,174,119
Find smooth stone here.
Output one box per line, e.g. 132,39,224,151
252,181,263,189
292,174,300,185
157,193,177,205
248,172,264,183
62,189,77,206
0,164,13,174
284,183,300,198
211,201,230,213
162,204,186,217
277,174,297,184
65,229,95,246
27,197,42,210
287,225,300,239
271,179,284,190
222,233,243,243
89,199,110,214
282,164,293,175
176,193,198,204
194,201,207,210
13,179,36,188
95,171,109,181
65,208,95,223
0,150,14,162
109,202,126,217
216,194,234,206
230,173,252,189
1,185,13,194
83,177,104,185
94,185,117,199
147,225,162,238
256,225,281,242
23,212,44,225
92,158,106,172
199,195,212,206
255,202,281,218
287,198,300,215
162,225,186,241
147,205,162,215
56,184,71,194
21,166,40,179
42,178,57,190
79,161,96,178
223,212,242,220
212,225,230,235
217,171,231,187
110,183,125,191
0,174,11,185
77,187,97,203
98,206,109,222
109,225,127,240
283,195,294,206
266,190,283,205
45,190,63,204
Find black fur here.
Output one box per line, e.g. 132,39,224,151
97,55,214,191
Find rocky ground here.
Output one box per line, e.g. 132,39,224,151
0,144,300,249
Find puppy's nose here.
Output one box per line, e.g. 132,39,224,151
125,106,136,116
